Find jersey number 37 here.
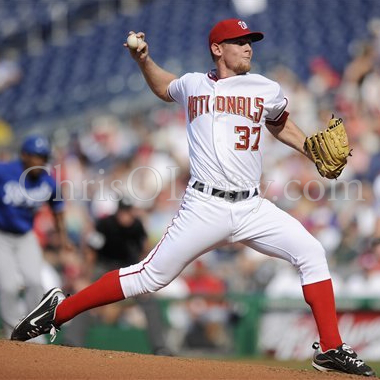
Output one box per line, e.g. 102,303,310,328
234,126,261,151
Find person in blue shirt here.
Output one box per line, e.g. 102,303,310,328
0,134,69,340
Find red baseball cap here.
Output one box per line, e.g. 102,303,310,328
209,19,264,48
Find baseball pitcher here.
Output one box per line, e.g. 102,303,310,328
11,19,374,377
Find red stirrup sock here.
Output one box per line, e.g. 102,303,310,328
54,270,125,326
302,279,342,352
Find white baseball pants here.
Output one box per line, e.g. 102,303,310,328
119,184,330,297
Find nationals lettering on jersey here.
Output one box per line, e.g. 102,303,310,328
168,70,288,190
188,95,264,123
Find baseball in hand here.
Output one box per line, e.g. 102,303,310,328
127,34,142,49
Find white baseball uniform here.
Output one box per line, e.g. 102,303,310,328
119,70,330,296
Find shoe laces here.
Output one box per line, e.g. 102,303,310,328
337,344,364,368
347,357,364,368
340,343,357,358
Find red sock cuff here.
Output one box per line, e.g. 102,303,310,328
55,270,125,326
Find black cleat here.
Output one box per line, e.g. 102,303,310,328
11,288,65,342
312,342,376,377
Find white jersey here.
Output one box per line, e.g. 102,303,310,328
120,69,329,303
168,70,288,191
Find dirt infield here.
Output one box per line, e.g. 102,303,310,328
0,340,359,379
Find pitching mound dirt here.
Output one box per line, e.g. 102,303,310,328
0,339,359,379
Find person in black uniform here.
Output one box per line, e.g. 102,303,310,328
90,196,148,276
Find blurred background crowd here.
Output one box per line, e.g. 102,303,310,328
1,0,380,354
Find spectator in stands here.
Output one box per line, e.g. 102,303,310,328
183,260,231,350
0,54,22,93
345,238,380,297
